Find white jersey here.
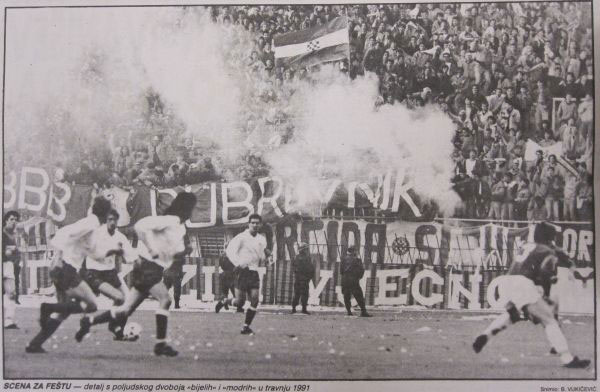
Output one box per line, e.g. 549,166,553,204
134,215,186,269
50,214,101,270
226,229,267,272
86,225,138,271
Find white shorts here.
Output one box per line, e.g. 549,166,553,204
497,275,543,310
3,262,15,280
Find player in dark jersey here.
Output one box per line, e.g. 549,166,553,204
472,222,590,369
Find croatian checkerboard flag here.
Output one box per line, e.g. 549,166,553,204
273,16,349,68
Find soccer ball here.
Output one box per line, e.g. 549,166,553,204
123,322,142,340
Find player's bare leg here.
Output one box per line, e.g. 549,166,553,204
474,298,590,368
70,282,106,342
148,281,178,357
473,302,520,353
241,288,259,335
84,286,145,342
527,300,590,368
96,281,132,340
97,282,126,305
3,278,18,329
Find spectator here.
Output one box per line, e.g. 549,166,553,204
135,162,160,187
488,172,506,220
515,85,532,135
6,3,593,224
576,174,593,221
555,93,578,134
562,158,579,221
514,175,532,220
534,98,551,138
577,93,593,141
561,117,579,159
542,165,562,220
527,196,547,221
538,130,556,147
502,172,517,220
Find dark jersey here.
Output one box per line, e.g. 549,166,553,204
508,243,573,296
292,252,315,284
340,255,365,284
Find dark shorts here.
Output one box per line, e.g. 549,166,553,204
130,258,165,293
235,268,260,293
50,262,83,292
80,268,122,295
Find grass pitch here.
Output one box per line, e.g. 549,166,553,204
4,304,595,379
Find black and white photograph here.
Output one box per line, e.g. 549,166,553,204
1,0,597,388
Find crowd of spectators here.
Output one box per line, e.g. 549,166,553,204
211,3,594,222
5,3,594,222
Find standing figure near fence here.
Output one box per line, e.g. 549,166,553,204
214,214,271,334
340,246,371,317
3,211,21,329
472,222,590,369
291,242,315,315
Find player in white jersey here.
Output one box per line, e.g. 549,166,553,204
26,197,112,353
78,209,137,341
215,214,271,335
79,192,196,357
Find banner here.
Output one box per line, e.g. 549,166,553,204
261,219,593,268
20,258,594,314
15,215,594,314
4,167,434,226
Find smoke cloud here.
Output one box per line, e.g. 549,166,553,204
5,6,460,215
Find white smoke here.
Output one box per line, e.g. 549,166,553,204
264,72,460,215
5,6,460,215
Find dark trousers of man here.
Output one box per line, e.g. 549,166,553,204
14,263,21,304
292,281,309,311
342,282,367,315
